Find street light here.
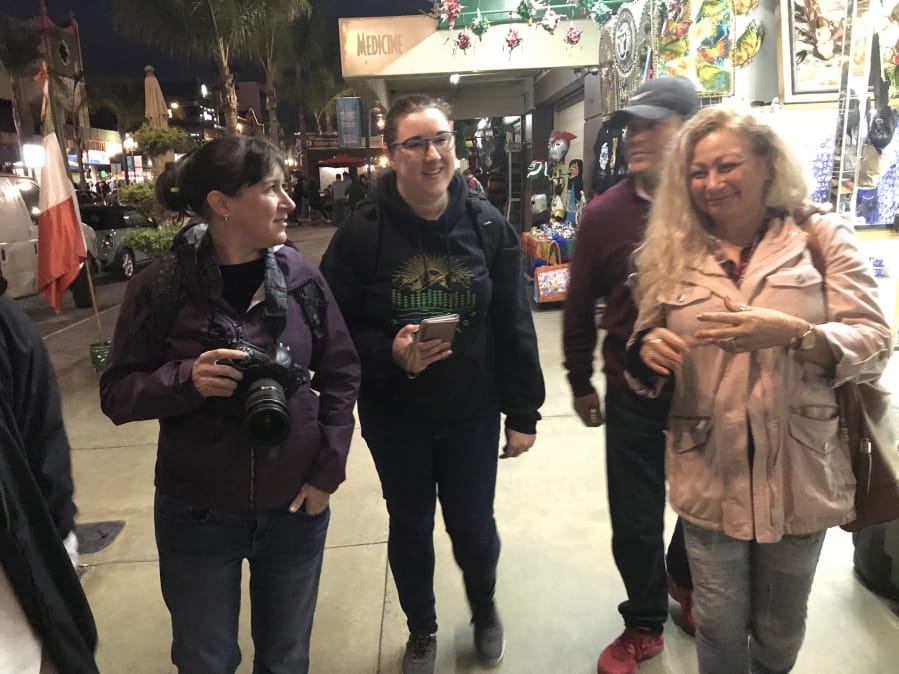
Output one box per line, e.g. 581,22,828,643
123,135,137,185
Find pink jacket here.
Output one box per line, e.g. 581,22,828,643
629,214,891,542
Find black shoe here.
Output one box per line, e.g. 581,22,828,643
472,605,505,666
403,633,436,674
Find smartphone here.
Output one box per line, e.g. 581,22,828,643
415,314,460,344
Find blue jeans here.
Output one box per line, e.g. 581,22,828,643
605,385,690,634
359,401,501,635
683,521,826,674
154,491,329,674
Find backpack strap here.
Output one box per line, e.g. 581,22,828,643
148,252,187,344
348,199,383,285
466,193,503,272
292,280,328,343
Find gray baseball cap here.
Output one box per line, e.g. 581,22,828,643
608,77,701,127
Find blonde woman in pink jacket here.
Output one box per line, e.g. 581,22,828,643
626,107,891,673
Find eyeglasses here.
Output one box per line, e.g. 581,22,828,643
389,131,455,156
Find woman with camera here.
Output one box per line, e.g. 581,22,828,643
100,136,360,674
321,95,544,674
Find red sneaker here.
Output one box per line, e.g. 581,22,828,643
596,628,664,674
667,577,696,637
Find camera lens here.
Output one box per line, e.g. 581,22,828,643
242,378,291,447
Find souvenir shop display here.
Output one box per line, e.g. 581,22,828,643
521,221,577,304
566,159,585,226
547,130,576,223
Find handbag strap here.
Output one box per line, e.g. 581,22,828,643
792,207,827,276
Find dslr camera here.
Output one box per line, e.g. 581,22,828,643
229,338,309,447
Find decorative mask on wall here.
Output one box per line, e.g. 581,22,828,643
531,193,549,214
567,159,584,200
527,160,548,180
548,131,577,163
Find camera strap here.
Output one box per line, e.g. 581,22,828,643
262,248,288,341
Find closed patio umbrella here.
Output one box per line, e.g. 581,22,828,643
144,65,168,128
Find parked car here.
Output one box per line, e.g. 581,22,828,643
0,174,97,308
79,205,157,279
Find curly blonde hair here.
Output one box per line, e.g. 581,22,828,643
633,107,809,310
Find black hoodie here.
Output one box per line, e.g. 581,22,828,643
321,170,544,433
0,283,98,673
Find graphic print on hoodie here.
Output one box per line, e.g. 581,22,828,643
391,253,476,326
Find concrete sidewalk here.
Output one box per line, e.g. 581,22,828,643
52,223,899,673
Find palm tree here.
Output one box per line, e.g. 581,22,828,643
89,76,145,139
241,0,310,144
278,4,344,168
109,0,263,135
89,76,145,178
54,69,90,188
308,74,353,135
0,13,42,168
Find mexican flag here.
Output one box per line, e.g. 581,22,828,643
37,62,86,313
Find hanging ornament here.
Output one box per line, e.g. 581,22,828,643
588,1,613,25
455,29,473,54
505,27,523,56
516,0,546,26
541,9,562,33
469,8,491,40
563,25,583,45
430,0,465,29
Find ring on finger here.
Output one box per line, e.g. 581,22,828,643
729,336,739,350
739,303,749,311
646,337,663,344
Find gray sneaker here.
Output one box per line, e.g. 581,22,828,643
403,633,437,674
472,606,505,666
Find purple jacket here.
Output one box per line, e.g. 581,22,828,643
99,224,360,512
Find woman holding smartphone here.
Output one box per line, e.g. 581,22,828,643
321,95,545,674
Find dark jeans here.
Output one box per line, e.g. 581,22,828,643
333,198,349,225
154,491,329,674
359,400,502,635
605,385,691,635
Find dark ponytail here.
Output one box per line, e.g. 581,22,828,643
154,136,287,218
154,159,187,213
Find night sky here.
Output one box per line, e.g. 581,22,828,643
0,0,431,84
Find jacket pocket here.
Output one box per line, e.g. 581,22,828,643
788,411,840,455
766,265,823,289
659,285,713,309
783,410,855,528
668,416,713,454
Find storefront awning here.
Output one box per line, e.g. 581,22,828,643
339,14,604,117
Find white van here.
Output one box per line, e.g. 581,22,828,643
0,173,97,308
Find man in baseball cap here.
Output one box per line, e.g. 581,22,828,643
562,75,700,674
607,76,701,128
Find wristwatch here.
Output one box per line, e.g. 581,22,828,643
789,323,817,351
